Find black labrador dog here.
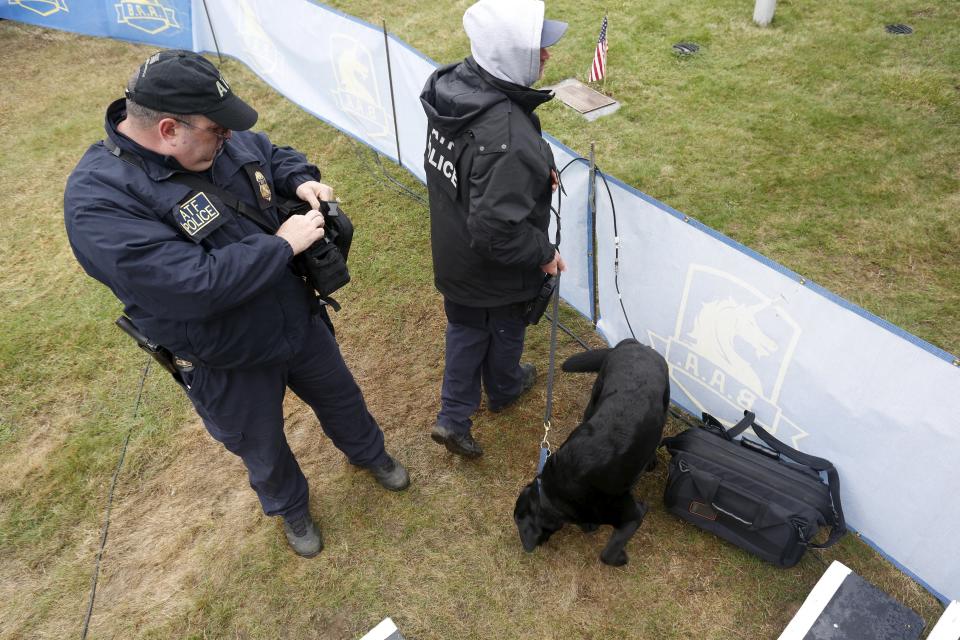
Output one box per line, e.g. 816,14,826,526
513,338,670,566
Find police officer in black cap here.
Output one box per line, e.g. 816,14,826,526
64,50,409,558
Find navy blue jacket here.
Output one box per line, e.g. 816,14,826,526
64,99,322,369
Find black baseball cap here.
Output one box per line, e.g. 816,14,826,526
125,49,258,131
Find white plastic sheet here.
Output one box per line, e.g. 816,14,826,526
595,175,960,601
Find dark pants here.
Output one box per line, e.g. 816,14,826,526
182,315,388,520
437,299,527,435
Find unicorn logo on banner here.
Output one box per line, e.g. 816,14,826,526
330,34,390,139
115,0,179,35
687,297,777,396
9,0,68,17
236,0,279,74
649,264,809,447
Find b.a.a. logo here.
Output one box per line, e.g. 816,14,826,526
331,35,390,140
9,0,68,17
115,0,180,35
236,0,280,74
649,264,810,448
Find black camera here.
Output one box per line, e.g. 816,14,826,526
278,199,353,301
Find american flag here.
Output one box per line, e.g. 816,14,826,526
588,15,609,83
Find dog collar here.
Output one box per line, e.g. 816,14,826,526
535,445,550,497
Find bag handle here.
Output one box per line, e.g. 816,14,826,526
689,467,771,530
709,410,847,548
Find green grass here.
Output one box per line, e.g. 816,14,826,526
0,0,956,637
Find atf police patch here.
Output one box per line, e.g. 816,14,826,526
176,192,224,241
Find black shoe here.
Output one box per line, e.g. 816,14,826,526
283,513,323,558
489,363,537,413
367,455,410,491
430,422,483,459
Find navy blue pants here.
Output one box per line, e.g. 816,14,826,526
182,315,388,521
437,299,527,435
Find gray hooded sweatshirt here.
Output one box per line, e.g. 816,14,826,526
463,0,544,88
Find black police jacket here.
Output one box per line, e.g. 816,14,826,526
420,57,557,308
64,99,321,369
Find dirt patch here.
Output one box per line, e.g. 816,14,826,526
79,400,357,636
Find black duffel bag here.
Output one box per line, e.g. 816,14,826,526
662,410,846,567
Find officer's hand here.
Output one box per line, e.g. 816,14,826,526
296,181,334,211
276,209,325,255
540,250,567,276
551,169,559,193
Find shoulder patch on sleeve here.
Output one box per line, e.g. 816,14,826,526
174,192,228,242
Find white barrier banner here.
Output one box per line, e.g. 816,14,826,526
384,35,436,183
547,147,592,320
194,0,398,159
595,175,960,602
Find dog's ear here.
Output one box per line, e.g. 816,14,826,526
513,483,543,552
562,348,611,373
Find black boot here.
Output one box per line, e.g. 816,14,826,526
431,422,483,459
283,513,323,558
366,455,411,491
489,362,537,412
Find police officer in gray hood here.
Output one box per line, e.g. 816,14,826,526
420,0,567,458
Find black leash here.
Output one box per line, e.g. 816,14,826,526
81,358,151,640
539,272,562,473
538,158,570,474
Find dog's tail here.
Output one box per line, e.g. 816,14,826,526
561,348,610,373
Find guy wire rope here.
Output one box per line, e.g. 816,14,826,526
80,358,152,640
594,167,638,342
200,0,223,67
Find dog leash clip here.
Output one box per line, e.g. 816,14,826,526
540,419,553,455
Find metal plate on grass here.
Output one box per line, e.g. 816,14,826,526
885,24,913,35
547,79,616,114
673,42,700,55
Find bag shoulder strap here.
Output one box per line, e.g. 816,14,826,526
165,170,277,234
103,137,276,234
722,410,847,548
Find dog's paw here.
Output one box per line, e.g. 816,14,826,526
578,522,599,534
600,548,628,566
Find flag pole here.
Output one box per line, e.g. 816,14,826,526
601,12,608,94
